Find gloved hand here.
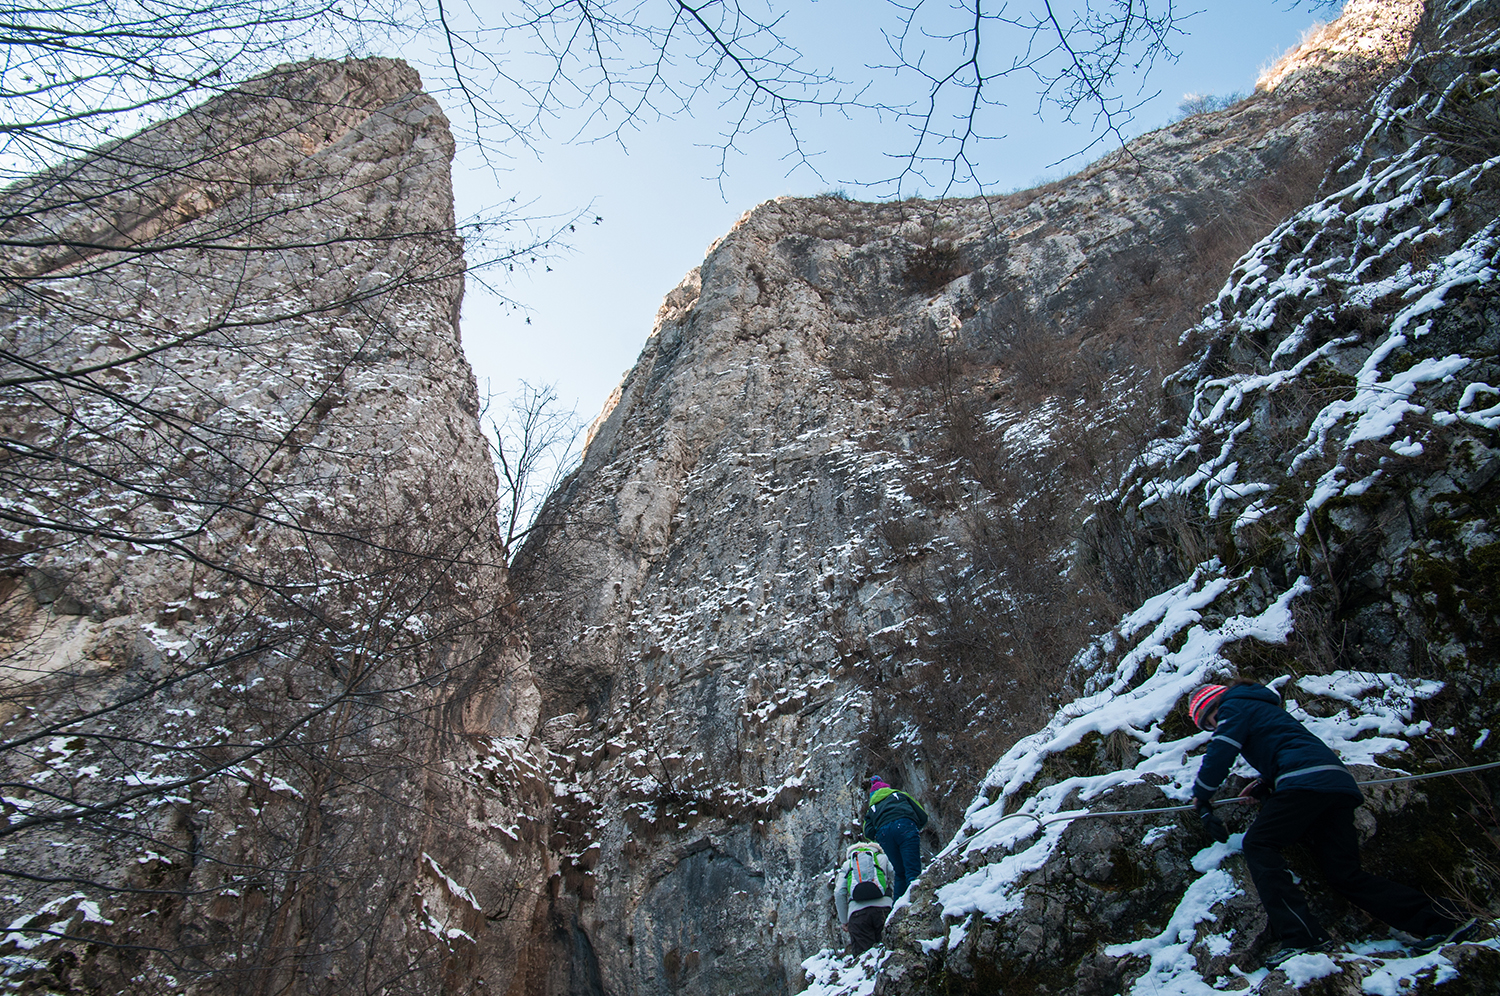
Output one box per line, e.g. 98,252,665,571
1238,778,1270,802
1196,800,1230,843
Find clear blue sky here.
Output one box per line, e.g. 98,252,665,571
437,2,1337,427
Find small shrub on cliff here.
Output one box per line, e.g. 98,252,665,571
1172,91,1245,120
904,241,965,293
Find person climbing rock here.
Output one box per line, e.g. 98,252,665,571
1188,681,1481,969
834,840,895,955
862,776,928,899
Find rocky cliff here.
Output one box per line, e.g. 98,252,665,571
0,60,548,994
3,1,1497,994
512,2,1500,994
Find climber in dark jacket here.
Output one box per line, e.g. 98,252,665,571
863,777,928,900
1189,681,1478,967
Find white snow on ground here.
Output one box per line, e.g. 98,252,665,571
1357,949,1460,994
1280,951,1340,988
802,945,889,996
1105,840,1243,968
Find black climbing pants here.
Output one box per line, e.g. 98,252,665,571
1241,789,1457,946
847,906,889,955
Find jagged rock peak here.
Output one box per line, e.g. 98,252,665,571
1257,0,1424,94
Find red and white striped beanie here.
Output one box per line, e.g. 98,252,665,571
1188,684,1228,729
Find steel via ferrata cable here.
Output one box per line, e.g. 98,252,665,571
985,759,1500,835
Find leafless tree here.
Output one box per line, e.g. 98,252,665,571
447,0,1336,194
483,381,583,562
4,1,1332,196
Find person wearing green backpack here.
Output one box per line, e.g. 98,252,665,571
833,840,895,954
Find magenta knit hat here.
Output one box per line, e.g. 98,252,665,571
870,777,890,793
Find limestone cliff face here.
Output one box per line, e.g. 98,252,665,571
511,3,1450,994
0,60,546,994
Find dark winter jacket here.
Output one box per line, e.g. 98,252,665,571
863,788,928,840
1193,683,1361,805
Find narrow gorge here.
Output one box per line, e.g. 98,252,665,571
1,1,1496,995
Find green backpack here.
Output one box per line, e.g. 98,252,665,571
848,846,890,902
